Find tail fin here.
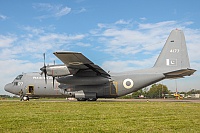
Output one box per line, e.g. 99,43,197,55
154,29,196,78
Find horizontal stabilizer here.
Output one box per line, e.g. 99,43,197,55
164,69,196,79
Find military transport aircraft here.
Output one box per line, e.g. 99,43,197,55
4,29,196,101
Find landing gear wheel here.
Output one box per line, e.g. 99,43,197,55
87,98,97,101
23,96,29,101
77,98,87,101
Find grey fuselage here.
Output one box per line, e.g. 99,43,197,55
4,68,165,98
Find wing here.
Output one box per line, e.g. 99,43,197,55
53,52,110,77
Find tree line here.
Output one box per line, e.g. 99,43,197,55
121,83,200,99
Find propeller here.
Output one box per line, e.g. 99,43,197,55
40,54,57,88
40,53,47,84
52,60,56,88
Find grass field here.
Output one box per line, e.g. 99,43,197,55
0,100,199,133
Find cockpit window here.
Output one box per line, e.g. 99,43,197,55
14,82,18,86
15,75,23,80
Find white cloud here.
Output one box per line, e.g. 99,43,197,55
140,17,147,21
115,19,131,25
0,14,8,20
0,59,41,75
0,35,17,47
0,26,86,62
76,42,91,47
39,33,85,43
183,28,200,62
102,60,135,72
55,6,71,17
92,20,200,58
97,23,106,29
74,7,86,14
79,7,86,13
138,21,178,29
94,27,166,56
23,26,45,35
33,3,71,19
90,20,200,77
102,55,157,73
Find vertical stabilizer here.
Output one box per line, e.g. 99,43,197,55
154,29,190,70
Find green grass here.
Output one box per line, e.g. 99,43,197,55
0,101,199,133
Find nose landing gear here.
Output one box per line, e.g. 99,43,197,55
22,96,29,101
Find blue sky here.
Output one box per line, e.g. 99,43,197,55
1,0,200,95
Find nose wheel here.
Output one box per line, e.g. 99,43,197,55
87,98,97,101
22,96,29,101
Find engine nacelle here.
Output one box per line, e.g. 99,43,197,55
46,65,70,76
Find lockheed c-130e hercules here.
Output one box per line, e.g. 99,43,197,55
4,29,196,101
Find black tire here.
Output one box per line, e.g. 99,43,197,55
23,96,29,101
77,98,87,101
87,98,97,101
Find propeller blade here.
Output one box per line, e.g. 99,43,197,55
43,53,46,66
40,71,43,76
53,77,55,88
44,70,47,84
40,53,47,84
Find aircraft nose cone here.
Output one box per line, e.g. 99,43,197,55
4,83,12,93
40,66,44,71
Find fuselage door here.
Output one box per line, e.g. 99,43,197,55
110,81,118,95
26,85,34,95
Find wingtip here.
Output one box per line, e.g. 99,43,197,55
53,51,81,55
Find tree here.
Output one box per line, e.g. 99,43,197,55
147,84,169,98
132,89,143,98
132,88,148,98
187,89,200,94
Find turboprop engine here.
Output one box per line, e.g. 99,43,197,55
45,65,71,77
40,53,73,85
40,63,73,86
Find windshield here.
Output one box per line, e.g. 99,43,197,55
15,75,23,80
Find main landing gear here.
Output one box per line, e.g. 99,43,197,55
76,98,97,101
